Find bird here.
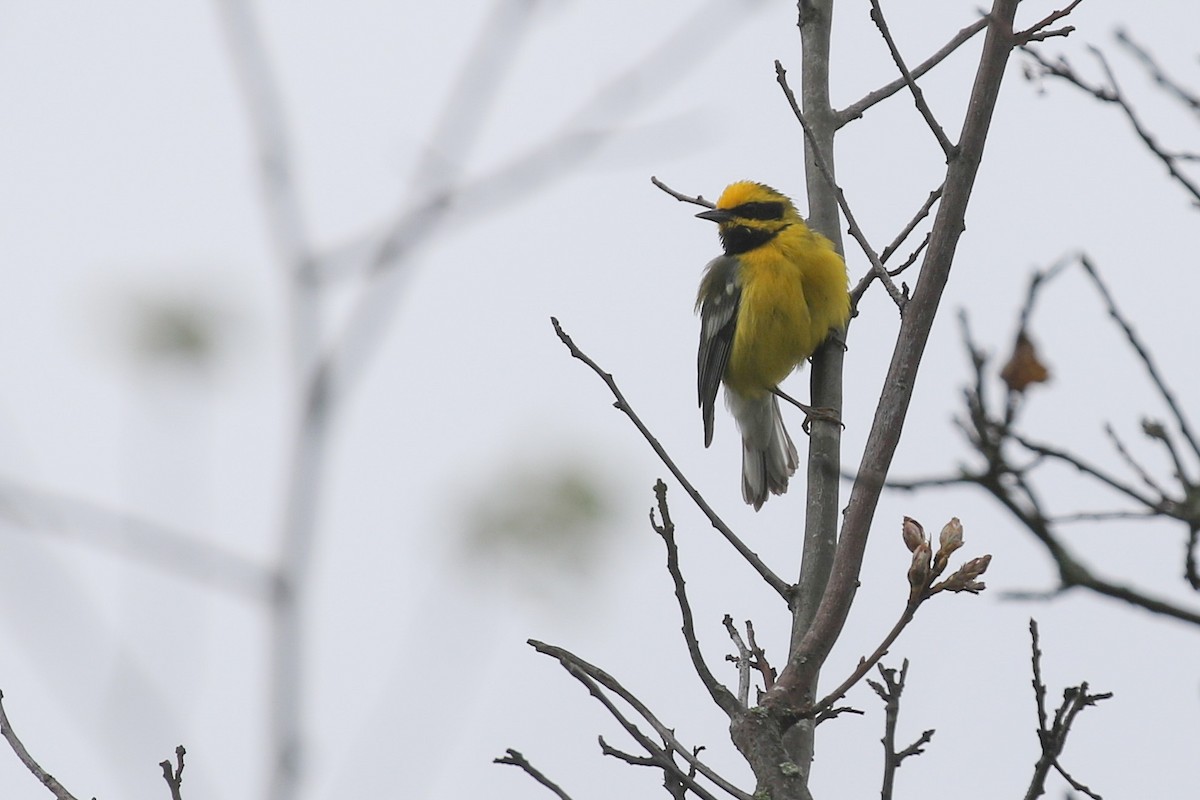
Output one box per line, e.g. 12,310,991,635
695,181,850,510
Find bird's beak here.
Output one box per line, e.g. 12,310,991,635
695,208,733,223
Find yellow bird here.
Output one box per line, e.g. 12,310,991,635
695,181,850,509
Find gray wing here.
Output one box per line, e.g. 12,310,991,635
696,255,741,448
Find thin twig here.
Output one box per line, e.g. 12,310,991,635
650,482,741,716
1088,45,1200,206
159,745,186,800
745,620,776,692
722,615,753,709
1079,255,1200,462
1103,423,1169,499
775,61,906,310
551,318,791,599
1009,430,1163,510
1024,46,1200,206
850,185,943,305
1186,524,1200,591
530,641,753,800
1115,28,1200,116
1023,620,1110,800
807,601,920,717
870,661,934,800
869,0,954,157
0,691,81,800
597,736,659,768
494,749,575,800
0,478,273,601
837,17,989,126
651,176,715,208
1014,0,1084,44
881,185,944,266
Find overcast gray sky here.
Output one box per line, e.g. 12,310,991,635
2,2,1199,799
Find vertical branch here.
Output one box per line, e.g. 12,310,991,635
213,3,327,799
772,0,1022,707
786,0,845,774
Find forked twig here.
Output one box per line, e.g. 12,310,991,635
159,745,187,800
1023,620,1110,800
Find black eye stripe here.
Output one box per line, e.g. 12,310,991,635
729,201,784,221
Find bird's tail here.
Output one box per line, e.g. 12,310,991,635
727,390,798,510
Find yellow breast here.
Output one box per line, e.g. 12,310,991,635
724,226,849,396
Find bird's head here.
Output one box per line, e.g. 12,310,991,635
696,181,802,256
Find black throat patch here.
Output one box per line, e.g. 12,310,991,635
720,224,783,256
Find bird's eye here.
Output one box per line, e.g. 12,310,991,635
732,201,784,221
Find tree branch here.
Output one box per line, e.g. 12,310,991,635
494,749,576,800
1023,620,1110,800
1078,255,1200,462
530,641,752,800
869,661,934,800
869,0,955,158
770,0,1027,711
551,318,791,599
837,17,989,126
1023,44,1200,207
650,482,742,717
0,691,81,800
159,745,186,800
776,61,905,310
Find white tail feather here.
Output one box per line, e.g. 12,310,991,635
726,390,798,510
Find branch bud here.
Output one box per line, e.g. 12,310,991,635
1141,418,1166,440
933,517,964,575
902,516,926,553
907,542,932,601
940,554,993,594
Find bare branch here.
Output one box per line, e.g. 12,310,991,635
0,691,81,800
771,0,1029,711
1079,255,1200,461
850,185,943,306
1014,0,1084,45
1115,28,1200,117
881,185,943,266
745,620,777,693
551,318,791,599
1023,620,1110,800
0,478,273,602
1024,46,1200,207
650,482,742,717
530,641,753,800
869,0,955,157
775,61,906,310
494,749,576,800
809,601,919,718
838,17,990,125
870,661,933,800
651,176,716,209
1103,423,1170,499
159,745,186,800
722,615,754,709
597,736,659,768
1008,430,1164,511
